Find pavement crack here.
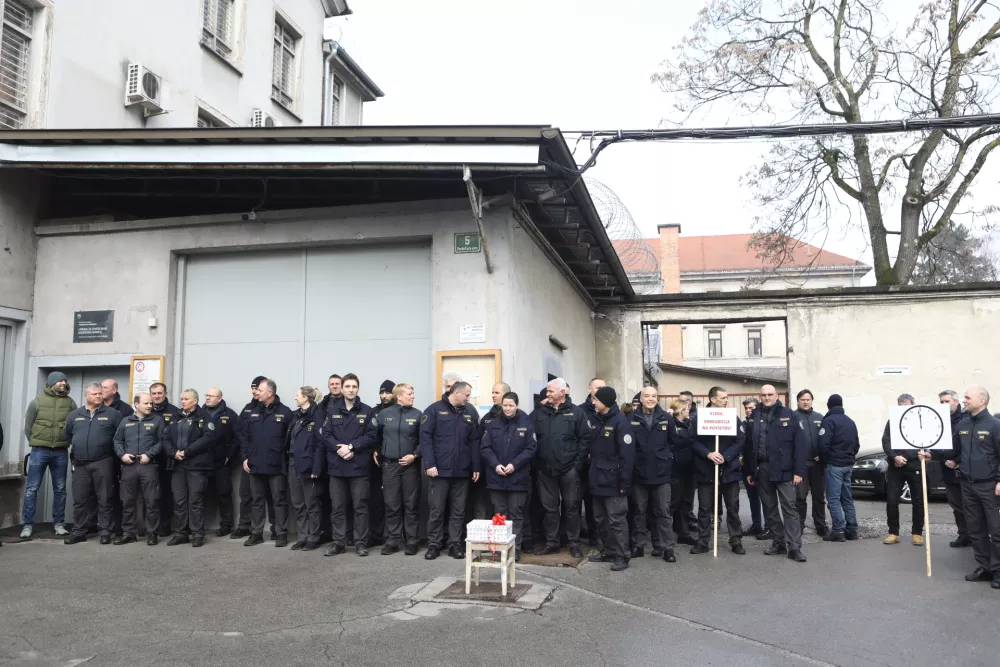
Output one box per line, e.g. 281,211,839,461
523,569,841,667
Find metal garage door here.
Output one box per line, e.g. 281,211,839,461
180,244,433,409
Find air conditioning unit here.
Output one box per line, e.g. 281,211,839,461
250,109,278,128
125,63,164,114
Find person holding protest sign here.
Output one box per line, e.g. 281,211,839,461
692,387,745,556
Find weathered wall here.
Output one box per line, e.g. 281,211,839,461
655,366,787,399
0,171,40,312
45,0,327,128
681,321,786,369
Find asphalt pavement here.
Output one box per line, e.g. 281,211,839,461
0,496,994,667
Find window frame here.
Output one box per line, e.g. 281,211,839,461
328,72,343,126
707,329,723,358
271,13,301,113
747,328,762,358
0,0,36,129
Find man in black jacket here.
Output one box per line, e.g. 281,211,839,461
204,387,239,537
938,390,970,548
586,386,635,571
165,389,220,548
231,376,274,540
922,387,1000,588
531,377,592,559
64,383,124,545
794,390,828,537
113,393,166,545
881,393,925,546
149,382,180,538
818,394,860,542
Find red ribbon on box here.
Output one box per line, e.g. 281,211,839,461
488,514,507,557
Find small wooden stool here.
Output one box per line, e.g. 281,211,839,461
465,535,516,596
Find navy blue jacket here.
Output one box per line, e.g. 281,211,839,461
164,407,220,472
692,415,745,485
107,393,135,418
479,404,503,440
589,404,636,497
629,406,674,486
936,410,1000,483
481,410,536,491
420,398,480,478
203,401,239,467
316,399,374,478
794,408,825,463
241,398,295,476
817,407,860,467
288,405,320,478
151,400,180,426
531,400,592,477
939,408,964,483
670,416,694,468
742,400,808,482
64,405,123,463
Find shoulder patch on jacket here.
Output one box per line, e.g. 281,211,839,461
207,422,215,431
421,415,428,423
818,427,825,435
623,434,633,445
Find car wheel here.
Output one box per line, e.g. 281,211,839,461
900,481,912,504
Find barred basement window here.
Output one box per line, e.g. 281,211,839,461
202,0,235,58
271,19,298,109
0,0,34,129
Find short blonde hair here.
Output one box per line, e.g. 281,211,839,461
669,399,688,417
393,383,414,398
182,388,200,402
299,386,321,404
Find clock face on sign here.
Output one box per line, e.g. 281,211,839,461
899,405,944,449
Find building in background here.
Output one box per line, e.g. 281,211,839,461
0,0,379,131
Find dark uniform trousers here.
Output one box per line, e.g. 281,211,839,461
71,457,115,538
945,481,968,540
120,463,160,537
886,462,925,535
427,476,468,549
159,462,174,535
330,476,369,547
961,480,1000,573
669,466,696,542
490,490,528,552
594,495,629,558
239,467,275,533
249,473,288,537
369,463,386,544
631,483,674,551
211,465,235,531
796,461,827,531
466,475,493,523
382,460,421,548
173,468,209,538
696,481,741,549
580,467,599,542
537,469,582,549
755,462,801,552
287,461,322,544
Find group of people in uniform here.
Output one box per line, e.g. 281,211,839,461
15,370,1000,582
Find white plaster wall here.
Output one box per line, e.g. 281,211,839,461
682,321,786,368
43,0,327,129
0,172,39,312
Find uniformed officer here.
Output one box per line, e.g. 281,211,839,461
580,378,605,547
113,392,166,546
164,389,220,548
367,379,396,548
287,386,322,551
938,390,970,548
922,386,1000,588
629,386,677,562
743,384,809,562
203,387,239,537
793,390,828,537
241,379,294,547
420,380,480,560
667,399,697,546
481,391,536,560
232,376,276,541
149,382,180,538
368,383,423,556
315,373,375,557
531,377,592,559
692,386,746,556
586,386,635,571
63,382,123,545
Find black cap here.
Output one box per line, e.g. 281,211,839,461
379,380,395,394
632,392,641,404
251,376,267,388
827,394,843,409
595,386,617,407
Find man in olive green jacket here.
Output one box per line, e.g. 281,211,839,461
20,372,77,539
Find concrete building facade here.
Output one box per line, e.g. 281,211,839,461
0,0,378,131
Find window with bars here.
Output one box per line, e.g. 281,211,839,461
272,19,298,110
707,329,723,358
329,72,342,126
197,112,223,128
0,0,34,129
202,0,235,58
748,329,762,357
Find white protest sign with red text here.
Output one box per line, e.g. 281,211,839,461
697,408,738,436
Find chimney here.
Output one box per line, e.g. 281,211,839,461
657,223,681,294
657,224,683,364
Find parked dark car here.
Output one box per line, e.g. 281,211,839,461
851,452,946,502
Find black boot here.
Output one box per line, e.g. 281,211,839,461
230,528,250,539
610,557,629,571
243,533,264,547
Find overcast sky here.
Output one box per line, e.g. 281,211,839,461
327,1,1000,276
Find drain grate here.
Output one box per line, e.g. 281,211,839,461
434,580,532,603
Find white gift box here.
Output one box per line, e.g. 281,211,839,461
467,519,513,543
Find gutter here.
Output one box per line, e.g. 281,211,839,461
327,41,385,100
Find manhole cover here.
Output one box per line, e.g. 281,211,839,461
519,550,587,568
434,580,532,603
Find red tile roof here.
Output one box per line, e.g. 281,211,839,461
616,234,867,273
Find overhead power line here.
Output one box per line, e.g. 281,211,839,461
567,112,1000,173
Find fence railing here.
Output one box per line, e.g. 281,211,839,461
658,393,789,414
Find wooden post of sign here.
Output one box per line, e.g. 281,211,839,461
920,453,932,577
713,435,720,558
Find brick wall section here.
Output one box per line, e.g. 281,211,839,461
658,224,683,363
